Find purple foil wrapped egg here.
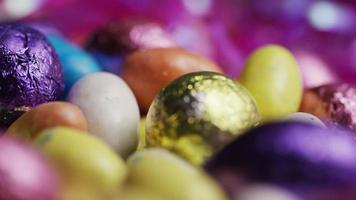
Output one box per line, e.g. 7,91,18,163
0,136,58,200
205,122,356,200
0,23,63,128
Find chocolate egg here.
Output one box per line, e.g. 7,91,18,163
0,23,63,128
205,122,356,199
34,127,127,200
146,71,260,165
0,137,58,200
285,112,325,128
122,48,222,113
300,84,356,131
127,148,227,200
47,35,102,97
67,72,140,157
86,20,177,56
240,45,302,120
6,101,87,140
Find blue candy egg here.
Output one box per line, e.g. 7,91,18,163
47,35,102,97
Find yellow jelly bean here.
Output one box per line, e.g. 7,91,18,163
240,45,302,120
34,127,127,200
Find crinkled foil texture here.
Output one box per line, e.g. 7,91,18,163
319,84,356,130
303,84,356,131
0,24,63,110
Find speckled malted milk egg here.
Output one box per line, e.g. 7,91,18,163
145,71,260,165
67,72,140,157
285,112,325,128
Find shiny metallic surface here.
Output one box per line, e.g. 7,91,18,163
146,71,260,165
0,23,63,113
300,84,356,131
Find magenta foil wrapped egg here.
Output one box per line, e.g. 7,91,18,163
0,136,58,200
0,23,63,128
300,84,356,131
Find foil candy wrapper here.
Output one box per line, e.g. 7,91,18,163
0,23,63,127
300,84,356,131
145,71,260,165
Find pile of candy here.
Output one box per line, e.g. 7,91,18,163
1,1,356,200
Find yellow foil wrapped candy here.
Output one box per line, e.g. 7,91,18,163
145,71,260,165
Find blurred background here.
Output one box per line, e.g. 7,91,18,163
1,0,355,86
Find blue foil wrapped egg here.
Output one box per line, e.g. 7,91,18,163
46,35,102,97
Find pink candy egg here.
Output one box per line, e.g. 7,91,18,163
0,137,58,200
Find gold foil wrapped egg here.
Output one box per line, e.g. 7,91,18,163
145,72,260,165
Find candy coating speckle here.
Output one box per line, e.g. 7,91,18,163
285,112,325,128
68,72,140,158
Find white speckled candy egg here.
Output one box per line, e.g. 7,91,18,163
67,72,140,157
285,112,325,128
